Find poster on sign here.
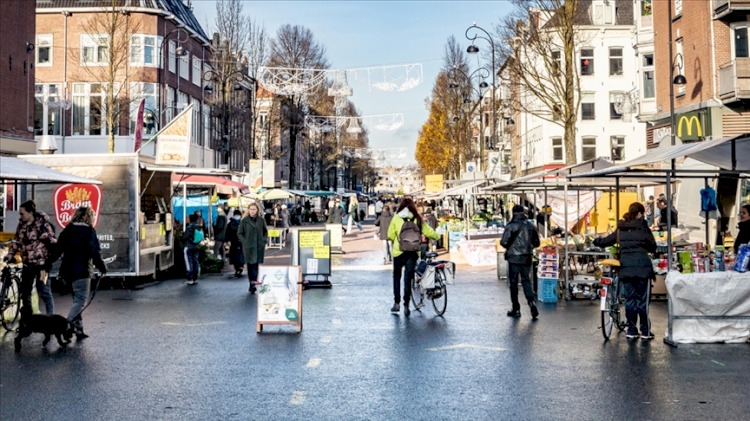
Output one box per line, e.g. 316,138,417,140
256,265,303,333
53,184,102,229
298,230,331,275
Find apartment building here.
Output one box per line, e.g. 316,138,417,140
34,0,219,168
0,0,36,156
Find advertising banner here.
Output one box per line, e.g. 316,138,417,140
53,184,102,229
298,230,331,276
155,104,193,166
256,265,303,333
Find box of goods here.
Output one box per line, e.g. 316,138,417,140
678,251,693,273
712,250,726,272
537,278,558,303
538,271,558,279
652,274,667,295
692,258,706,273
569,282,597,300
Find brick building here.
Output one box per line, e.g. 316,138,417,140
34,0,223,168
0,0,37,156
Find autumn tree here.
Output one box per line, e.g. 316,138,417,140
74,0,142,153
495,0,583,165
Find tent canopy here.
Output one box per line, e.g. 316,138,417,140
1,157,102,184
171,174,250,195
422,180,488,199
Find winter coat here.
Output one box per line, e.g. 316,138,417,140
593,218,656,281
6,211,57,267
225,217,245,265
374,208,393,241
348,201,360,222
238,215,268,265
327,206,345,224
213,214,227,242
501,213,541,266
181,222,202,250
387,209,440,258
657,208,678,231
280,209,290,229
47,222,107,281
734,219,750,254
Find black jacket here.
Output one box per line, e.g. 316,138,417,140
734,219,750,254
327,206,345,224
657,208,678,231
593,218,656,281
213,214,227,241
374,209,393,241
47,222,107,281
501,214,540,265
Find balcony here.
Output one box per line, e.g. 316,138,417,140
718,58,750,103
713,0,750,19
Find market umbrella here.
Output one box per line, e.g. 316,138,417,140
258,189,295,200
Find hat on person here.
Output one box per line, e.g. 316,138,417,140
512,205,525,214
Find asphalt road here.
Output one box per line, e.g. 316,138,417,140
1,265,748,421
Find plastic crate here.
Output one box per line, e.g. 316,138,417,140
538,277,558,303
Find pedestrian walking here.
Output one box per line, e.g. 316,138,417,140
225,209,245,278
422,207,439,257
501,205,541,320
375,198,384,220
374,206,393,264
181,214,203,285
213,207,228,261
46,207,107,341
645,195,655,226
347,196,364,234
594,202,657,339
237,202,268,294
3,200,57,323
194,210,207,236
327,197,345,224
387,198,440,316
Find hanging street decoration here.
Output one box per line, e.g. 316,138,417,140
304,114,404,135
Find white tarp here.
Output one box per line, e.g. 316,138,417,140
534,190,602,230
2,157,102,184
665,270,750,343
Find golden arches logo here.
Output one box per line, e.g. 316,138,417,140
677,115,702,138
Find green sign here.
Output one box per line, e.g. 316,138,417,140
675,110,711,141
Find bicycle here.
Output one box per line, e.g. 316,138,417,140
0,260,22,332
599,259,626,340
411,252,450,316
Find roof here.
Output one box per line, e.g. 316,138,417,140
0,157,102,184
568,134,750,179
37,0,209,42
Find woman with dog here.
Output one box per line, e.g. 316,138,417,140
3,200,57,324
47,206,107,340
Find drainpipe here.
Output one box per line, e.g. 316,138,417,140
62,10,70,153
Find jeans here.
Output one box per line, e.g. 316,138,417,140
247,263,259,283
383,240,393,262
67,278,90,334
213,240,225,260
393,252,418,305
184,247,199,281
622,277,651,334
508,263,535,311
347,215,363,233
19,264,54,322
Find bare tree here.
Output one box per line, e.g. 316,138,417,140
73,0,142,153
266,24,329,187
245,18,268,159
495,0,583,165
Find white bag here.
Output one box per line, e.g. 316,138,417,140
442,261,456,285
420,265,436,289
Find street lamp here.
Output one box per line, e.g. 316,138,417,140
203,67,246,167
159,27,189,127
449,66,490,156
466,23,498,170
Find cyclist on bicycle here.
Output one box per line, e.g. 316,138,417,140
3,200,57,324
593,202,656,340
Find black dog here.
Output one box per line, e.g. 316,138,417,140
14,314,74,351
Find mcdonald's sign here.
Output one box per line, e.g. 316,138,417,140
675,111,710,141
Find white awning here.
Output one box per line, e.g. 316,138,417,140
0,157,102,184
140,164,232,176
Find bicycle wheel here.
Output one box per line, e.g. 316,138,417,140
411,275,424,310
1,275,20,331
601,285,615,340
613,278,626,332
431,269,447,316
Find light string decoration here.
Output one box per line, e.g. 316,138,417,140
304,113,404,135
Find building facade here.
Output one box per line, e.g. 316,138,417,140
0,0,37,156
34,0,221,168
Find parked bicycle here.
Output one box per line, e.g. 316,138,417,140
599,259,626,340
411,252,450,316
0,241,22,332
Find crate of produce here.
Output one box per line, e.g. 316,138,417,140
537,277,558,303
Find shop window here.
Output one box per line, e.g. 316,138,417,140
552,137,563,161
581,48,594,76
36,34,53,67
642,54,655,99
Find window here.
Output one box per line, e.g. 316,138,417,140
179,54,189,80
552,137,563,161
734,25,749,58
34,84,61,136
581,92,596,120
610,92,624,120
129,83,159,136
552,103,561,121
642,54,655,99
675,0,682,17
611,136,625,161
166,87,175,122
592,2,614,25
130,35,160,67
258,112,267,129
551,50,561,75
168,41,176,73
36,35,52,67
676,39,685,96
81,35,109,65
191,97,200,145
609,48,623,76
581,48,594,76
177,92,189,112
582,137,597,161
641,1,653,27
192,56,202,86
72,83,119,135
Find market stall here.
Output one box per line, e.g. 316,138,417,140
569,133,750,345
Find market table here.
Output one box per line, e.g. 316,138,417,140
665,270,750,344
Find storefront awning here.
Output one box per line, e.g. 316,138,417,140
1,157,102,184
171,174,250,195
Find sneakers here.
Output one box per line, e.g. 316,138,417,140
640,332,655,340
626,330,639,339
506,309,521,318
185,279,197,285
76,332,89,341
390,303,400,313
404,303,410,317
248,285,257,294
530,305,539,320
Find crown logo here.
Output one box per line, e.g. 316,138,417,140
65,187,91,203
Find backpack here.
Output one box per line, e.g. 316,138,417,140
192,226,204,244
399,218,422,252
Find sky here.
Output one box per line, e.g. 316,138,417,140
191,0,513,165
